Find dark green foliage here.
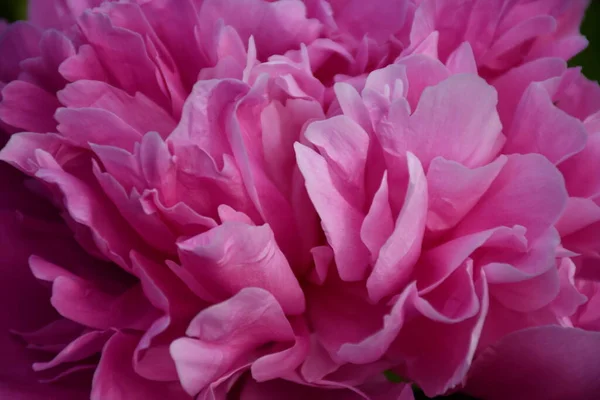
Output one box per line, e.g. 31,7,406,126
571,0,600,81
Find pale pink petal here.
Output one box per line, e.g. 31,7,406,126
177,222,305,315
170,288,296,396
304,116,369,207
492,58,567,128
57,81,176,137
550,258,588,318
504,82,587,164
360,171,394,261
55,107,142,152
394,54,450,111
560,134,600,199
295,141,370,281
381,74,503,169
367,153,427,302
454,154,568,243
426,156,507,233
445,42,477,75
251,318,310,382
481,16,556,70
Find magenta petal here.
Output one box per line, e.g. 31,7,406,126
337,284,416,364
51,276,158,331
33,159,144,269
328,0,409,42
76,10,167,108
0,22,41,82
91,332,190,400
396,271,489,396
20,30,75,93
33,330,113,372
199,0,321,60
0,80,60,133
27,0,104,30
466,326,600,400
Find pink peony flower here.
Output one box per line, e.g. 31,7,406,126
0,0,598,399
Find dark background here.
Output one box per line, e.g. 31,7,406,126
0,1,599,399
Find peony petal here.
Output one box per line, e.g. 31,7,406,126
454,154,567,243
57,81,176,137
19,30,75,93
76,10,168,108
367,153,427,302
0,22,41,82
91,332,190,400
560,133,600,199
198,0,322,60
295,142,370,281
170,288,295,396
360,171,394,261
55,107,142,152
466,326,600,400
177,221,305,315
426,156,507,232
493,57,567,128
382,74,503,169
445,42,477,75
504,82,587,164
51,275,158,331
27,0,105,30
251,319,310,382
396,272,488,397
327,0,409,42
32,330,113,372
0,81,60,133
304,115,369,207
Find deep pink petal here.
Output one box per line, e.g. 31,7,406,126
466,326,600,400
91,332,190,400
